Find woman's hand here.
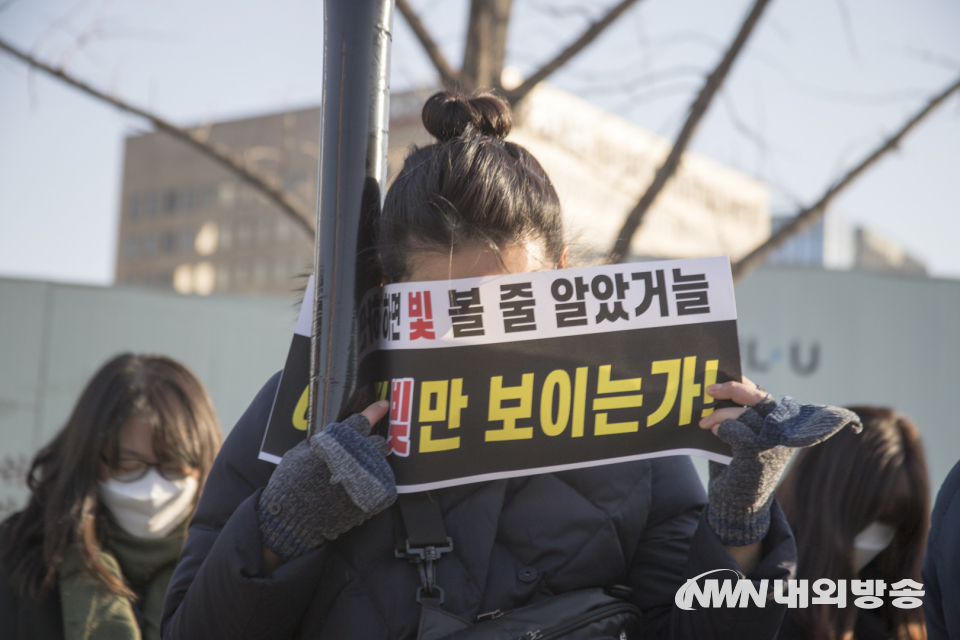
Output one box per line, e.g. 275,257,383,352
258,400,396,572
697,376,769,436
696,378,860,574
359,399,391,428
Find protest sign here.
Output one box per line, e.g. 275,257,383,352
259,275,314,464
260,257,742,492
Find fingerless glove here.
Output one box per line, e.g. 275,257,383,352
708,396,861,546
257,413,397,561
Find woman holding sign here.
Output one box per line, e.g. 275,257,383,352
162,92,860,639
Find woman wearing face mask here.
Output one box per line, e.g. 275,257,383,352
161,91,860,640
777,406,930,640
0,354,223,640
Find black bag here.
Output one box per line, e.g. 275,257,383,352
417,587,641,640
395,494,642,640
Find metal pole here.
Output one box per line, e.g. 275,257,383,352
309,0,394,436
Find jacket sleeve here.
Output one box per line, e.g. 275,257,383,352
628,456,795,639
923,459,960,640
161,372,329,640
162,489,329,640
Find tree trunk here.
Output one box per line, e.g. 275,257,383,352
462,0,513,92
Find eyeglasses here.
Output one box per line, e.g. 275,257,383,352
104,456,192,483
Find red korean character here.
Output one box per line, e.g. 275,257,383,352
388,378,415,457
409,291,436,340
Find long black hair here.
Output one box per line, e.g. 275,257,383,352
0,353,223,600
378,90,565,283
777,406,929,640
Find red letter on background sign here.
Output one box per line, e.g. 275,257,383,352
389,378,414,456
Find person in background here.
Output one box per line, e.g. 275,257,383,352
923,456,960,640
0,353,223,640
777,406,929,640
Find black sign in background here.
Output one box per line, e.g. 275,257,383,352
359,320,740,489
260,333,312,461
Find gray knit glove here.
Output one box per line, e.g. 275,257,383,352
707,396,861,547
257,413,397,561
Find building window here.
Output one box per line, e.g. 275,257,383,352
173,264,193,294
181,230,195,254
125,238,138,258
204,185,217,209
162,231,176,254
127,196,140,220
253,261,267,287
181,188,195,213
234,265,247,290
220,223,233,250
217,265,230,291
143,235,157,256
237,221,252,247
163,189,177,215
239,184,255,206
258,219,272,244
218,182,236,209
194,222,218,256
144,194,159,218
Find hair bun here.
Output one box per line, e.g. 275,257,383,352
422,91,513,142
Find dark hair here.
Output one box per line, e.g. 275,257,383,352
378,90,564,283
777,406,929,640
0,353,223,600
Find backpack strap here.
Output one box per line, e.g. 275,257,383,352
395,492,454,604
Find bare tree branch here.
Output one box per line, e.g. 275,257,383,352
731,74,960,283
525,1,596,19
833,0,859,60
607,0,773,263
0,36,315,237
395,0,462,90
58,0,112,69
504,0,645,105
900,45,960,72
564,64,704,97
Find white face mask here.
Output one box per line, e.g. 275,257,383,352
853,521,896,572
98,468,198,539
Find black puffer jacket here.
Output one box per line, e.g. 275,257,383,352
161,372,796,639
923,458,960,640
0,567,62,640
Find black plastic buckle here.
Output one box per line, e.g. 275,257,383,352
396,537,454,561
395,537,453,604
476,609,503,622
416,585,446,604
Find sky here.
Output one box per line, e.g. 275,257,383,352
1,0,958,285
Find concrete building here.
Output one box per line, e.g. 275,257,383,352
115,86,770,294
116,108,320,296
854,226,927,276
765,216,826,268
766,211,927,275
